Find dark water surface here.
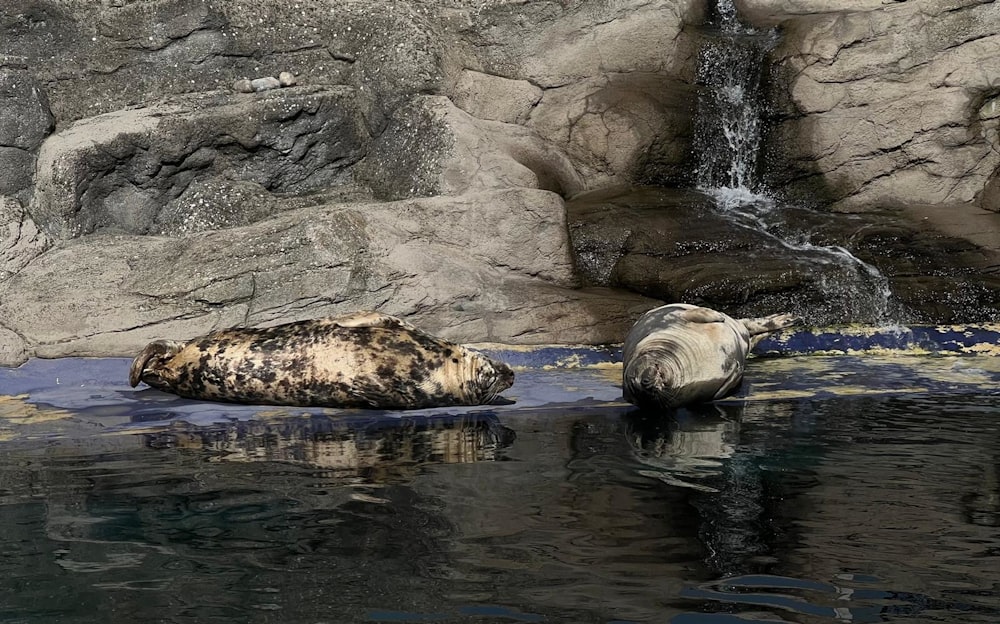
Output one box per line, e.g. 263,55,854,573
1,356,999,623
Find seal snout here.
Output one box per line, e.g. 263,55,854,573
623,355,679,410
129,340,185,388
476,356,515,404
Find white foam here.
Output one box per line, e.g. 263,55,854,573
702,185,774,213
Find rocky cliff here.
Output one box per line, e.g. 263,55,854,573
745,0,1000,212
1,0,998,366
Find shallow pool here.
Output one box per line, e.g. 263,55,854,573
1,354,998,623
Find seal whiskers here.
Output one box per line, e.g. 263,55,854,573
128,340,186,389
463,349,515,404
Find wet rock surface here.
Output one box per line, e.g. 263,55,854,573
568,187,1000,325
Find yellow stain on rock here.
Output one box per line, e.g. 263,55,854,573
740,389,817,401
0,394,72,424
0,394,74,441
594,365,624,383
962,342,1000,356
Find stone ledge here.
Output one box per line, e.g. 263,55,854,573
30,86,368,239
475,324,1000,368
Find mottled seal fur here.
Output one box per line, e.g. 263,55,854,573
129,311,515,409
622,303,799,410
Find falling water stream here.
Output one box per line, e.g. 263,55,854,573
692,0,897,324
693,0,775,205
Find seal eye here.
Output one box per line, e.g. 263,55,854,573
451,358,459,364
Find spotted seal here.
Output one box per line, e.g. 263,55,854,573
622,303,799,410
129,311,515,409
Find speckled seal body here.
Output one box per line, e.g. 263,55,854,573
129,312,515,409
622,303,799,410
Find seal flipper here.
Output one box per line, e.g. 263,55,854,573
129,340,185,388
327,310,420,332
740,313,801,335
677,307,728,324
740,313,801,349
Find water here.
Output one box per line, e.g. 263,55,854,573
711,200,897,324
693,0,776,204
2,356,1000,623
691,0,897,324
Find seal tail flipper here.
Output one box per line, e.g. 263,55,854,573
129,340,185,387
741,313,802,349
741,313,801,336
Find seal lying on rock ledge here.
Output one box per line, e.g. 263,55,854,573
129,311,515,409
623,303,800,410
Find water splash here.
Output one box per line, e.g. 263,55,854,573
715,202,897,323
713,0,747,32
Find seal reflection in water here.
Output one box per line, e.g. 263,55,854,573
623,303,799,410
129,311,515,409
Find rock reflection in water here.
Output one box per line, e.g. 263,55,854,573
0,410,519,623
2,361,1000,623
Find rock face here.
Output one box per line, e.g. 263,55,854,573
31,86,368,239
0,188,655,359
744,0,1000,212
1,196,49,281
0,0,698,365
0,0,998,366
0,60,53,204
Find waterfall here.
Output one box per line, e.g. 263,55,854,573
693,0,776,209
691,0,898,325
